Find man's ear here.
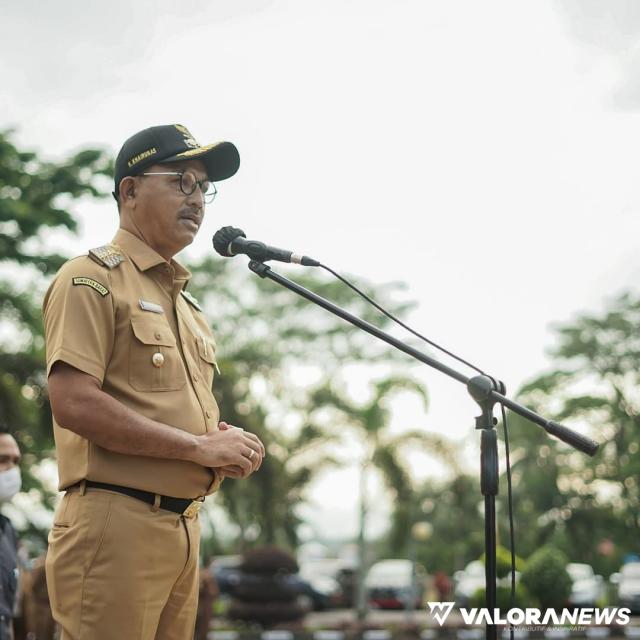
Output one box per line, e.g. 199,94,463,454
119,177,137,207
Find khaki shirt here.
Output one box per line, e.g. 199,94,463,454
43,228,222,498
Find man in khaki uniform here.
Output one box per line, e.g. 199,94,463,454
43,124,265,640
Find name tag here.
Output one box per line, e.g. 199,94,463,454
139,299,164,314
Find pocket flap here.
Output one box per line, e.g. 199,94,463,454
197,336,217,364
131,317,177,347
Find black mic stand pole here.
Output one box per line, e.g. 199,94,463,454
246,260,599,640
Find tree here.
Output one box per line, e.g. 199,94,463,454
411,474,485,576
521,546,571,609
0,129,112,537
500,292,640,574
301,372,454,617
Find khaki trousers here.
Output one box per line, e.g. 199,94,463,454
45,487,200,640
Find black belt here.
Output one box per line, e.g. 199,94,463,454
83,481,203,517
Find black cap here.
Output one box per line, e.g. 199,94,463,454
113,124,240,198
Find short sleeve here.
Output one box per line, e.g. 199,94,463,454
43,257,115,385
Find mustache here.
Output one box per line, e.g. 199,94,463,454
178,208,202,224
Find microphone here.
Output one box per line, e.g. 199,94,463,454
212,226,320,267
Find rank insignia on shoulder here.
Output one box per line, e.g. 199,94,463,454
72,277,109,297
180,290,202,311
88,244,125,269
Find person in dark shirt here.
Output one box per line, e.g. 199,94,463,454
0,424,21,639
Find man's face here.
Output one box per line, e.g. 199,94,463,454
123,158,209,259
0,435,20,472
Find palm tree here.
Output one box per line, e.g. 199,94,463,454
309,374,458,619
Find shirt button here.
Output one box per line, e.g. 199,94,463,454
155,332,162,340
193,373,199,383
206,410,212,419
152,352,165,368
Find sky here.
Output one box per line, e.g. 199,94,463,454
2,0,640,542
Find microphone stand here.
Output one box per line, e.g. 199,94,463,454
246,260,599,640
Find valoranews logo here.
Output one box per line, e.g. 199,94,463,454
427,602,631,627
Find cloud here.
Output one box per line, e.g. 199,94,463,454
0,1,275,115
556,0,640,109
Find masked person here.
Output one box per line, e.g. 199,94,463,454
0,424,21,640
43,125,265,640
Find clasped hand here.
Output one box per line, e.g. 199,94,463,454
194,421,265,479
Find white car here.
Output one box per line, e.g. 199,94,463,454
617,562,640,613
364,559,426,609
566,563,604,608
298,559,345,609
453,560,521,606
454,560,486,606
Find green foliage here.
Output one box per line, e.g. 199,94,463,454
521,546,572,608
498,292,640,575
480,545,523,580
413,291,640,578
408,475,485,576
407,293,640,578
470,583,531,609
305,370,453,555
0,129,112,274
0,130,112,534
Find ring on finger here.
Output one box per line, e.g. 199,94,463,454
248,449,256,460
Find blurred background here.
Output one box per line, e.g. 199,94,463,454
1,0,640,636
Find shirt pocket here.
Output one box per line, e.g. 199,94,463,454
129,317,186,391
196,333,219,390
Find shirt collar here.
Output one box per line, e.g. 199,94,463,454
112,228,191,283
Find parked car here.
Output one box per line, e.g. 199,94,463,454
566,563,604,608
299,558,354,609
364,559,426,609
210,554,332,611
453,560,486,607
210,555,242,596
453,560,522,607
616,562,640,614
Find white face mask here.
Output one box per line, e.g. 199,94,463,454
0,467,21,502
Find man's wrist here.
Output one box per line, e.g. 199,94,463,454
180,432,201,464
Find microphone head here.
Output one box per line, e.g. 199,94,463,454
212,226,246,257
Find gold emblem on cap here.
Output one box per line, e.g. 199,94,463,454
152,352,165,368
174,124,199,149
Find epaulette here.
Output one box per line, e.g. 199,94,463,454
180,290,202,311
88,244,125,269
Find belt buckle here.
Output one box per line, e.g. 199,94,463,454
183,500,202,519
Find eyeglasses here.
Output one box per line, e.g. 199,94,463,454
140,171,218,204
